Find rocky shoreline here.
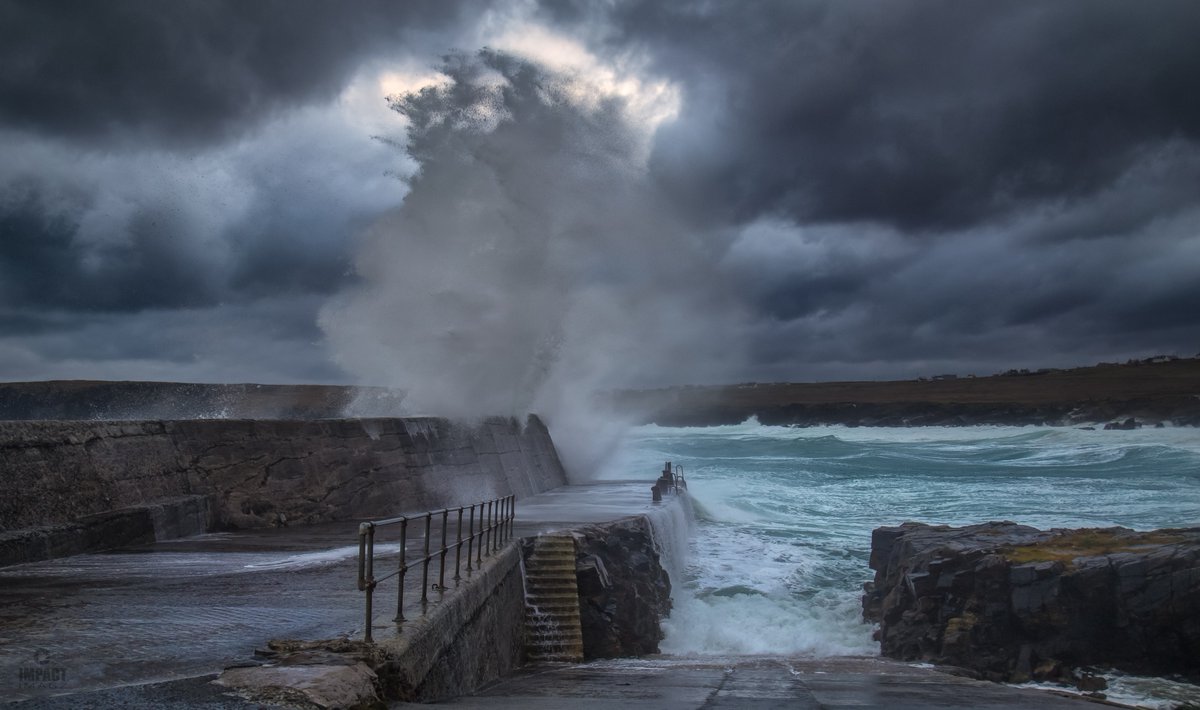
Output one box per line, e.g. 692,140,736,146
862,522,1200,687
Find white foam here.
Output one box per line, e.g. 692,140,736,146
240,543,401,571
661,590,875,656
643,494,695,585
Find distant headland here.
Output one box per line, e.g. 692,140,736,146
610,356,1200,428
2,355,1197,428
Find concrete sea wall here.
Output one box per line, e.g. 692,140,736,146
378,545,527,702
383,513,678,702
0,415,567,565
228,502,688,705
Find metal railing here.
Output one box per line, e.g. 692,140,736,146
670,463,688,492
652,460,687,501
355,494,516,642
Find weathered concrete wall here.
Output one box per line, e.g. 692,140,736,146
376,544,526,702
372,513,677,701
0,415,567,563
0,495,212,567
216,544,526,706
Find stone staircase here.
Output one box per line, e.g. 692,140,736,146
523,534,584,664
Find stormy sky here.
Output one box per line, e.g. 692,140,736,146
2,0,1199,397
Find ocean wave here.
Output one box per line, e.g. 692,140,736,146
629,421,1200,658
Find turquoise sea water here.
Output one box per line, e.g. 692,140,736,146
596,420,1200,657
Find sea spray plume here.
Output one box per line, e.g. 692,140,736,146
319,50,749,477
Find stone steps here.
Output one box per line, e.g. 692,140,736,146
522,533,583,664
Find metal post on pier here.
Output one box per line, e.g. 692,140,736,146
476,504,484,565
355,494,517,642
467,504,475,571
484,500,493,555
438,509,449,592
357,522,376,642
454,507,464,581
491,499,499,552
421,513,432,605
395,518,408,622
499,497,507,544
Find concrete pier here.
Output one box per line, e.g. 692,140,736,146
412,656,1115,709
0,482,659,703
0,480,1115,709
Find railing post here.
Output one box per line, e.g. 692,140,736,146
476,502,483,565
355,520,374,642
499,497,508,546
438,509,449,592
357,523,369,592
358,495,523,643
395,518,408,622
497,497,505,545
454,507,464,581
467,504,475,572
421,513,432,605
485,499,494,556
492,496,501,551
483,499,490,555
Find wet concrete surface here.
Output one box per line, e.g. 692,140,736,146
407,656,1119,709
6,674,259,709
0,521,366,702
0,482,654,703
1,484,1118,709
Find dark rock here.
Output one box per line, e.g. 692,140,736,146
1103,417,1139,430
863,522,1200,681
572,517,672,659
1074,671,1108,692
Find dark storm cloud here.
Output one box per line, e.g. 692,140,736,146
0,0,474,148
0,186,216,312
529,0,1200,379
3,0,1199,387
0,296,341,383
0,0,433,382
0,174,357,315
556,0,1200,231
